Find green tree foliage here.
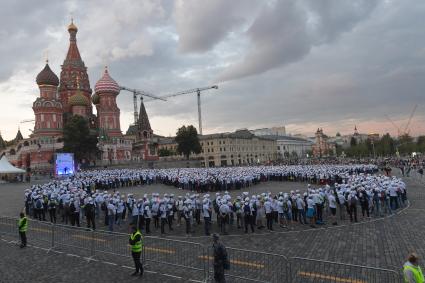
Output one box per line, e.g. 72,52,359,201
350,137,357,147
158,148,174,157
63,115,98,162
175,125,201,159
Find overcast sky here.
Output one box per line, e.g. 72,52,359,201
0,0,424,140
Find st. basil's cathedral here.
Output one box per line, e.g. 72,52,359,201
1,21,159,172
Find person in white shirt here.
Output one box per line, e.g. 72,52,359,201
219,202,230,235
296,195,306,225
328,193,337,225
107,201,116,232
203,199,212,236
264,198,273,231
306,196,316,228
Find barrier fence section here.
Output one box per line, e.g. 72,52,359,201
289,257,402,283
206,246,290,282
0,216,406,282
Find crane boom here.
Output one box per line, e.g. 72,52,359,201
159,85,218,99
120,86,166,125
385,115,401,136
403,104,417,135
158,85,218,135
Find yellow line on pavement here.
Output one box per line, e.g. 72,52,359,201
198,255,265,269
145,247,176,254
30,227,52,233
72,235,107,243
298,271,366,283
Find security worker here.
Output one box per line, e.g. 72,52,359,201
404,252,424,283
129,225,144,277
18,212,28,248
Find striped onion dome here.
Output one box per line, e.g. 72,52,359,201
94,67,120,95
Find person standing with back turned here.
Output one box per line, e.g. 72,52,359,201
213,233,229,283
18,212,28,248
129,225,144,277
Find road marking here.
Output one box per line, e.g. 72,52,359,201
298,271,366,283
198,255,265,269
30,227,52,233
145,247,175,254
162,273,182,279
103,261,118,266
72,234,107,242
66,253,80,258
188,279,204,283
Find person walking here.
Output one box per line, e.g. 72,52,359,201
403,253,424,283
212,233,229,283
18,212,28,248
129,225,144,277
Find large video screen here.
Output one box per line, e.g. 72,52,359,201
55,153,75,176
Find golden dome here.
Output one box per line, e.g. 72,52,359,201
68,19,78,32
69,91,90,107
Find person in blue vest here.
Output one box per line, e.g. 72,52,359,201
404,253,424,283
18,212,28,248
129,225,144,277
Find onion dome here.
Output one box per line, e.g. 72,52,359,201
69,90,90,107
36,62,59,86
91,93,100,105
68,19,78,32
94,67,120,95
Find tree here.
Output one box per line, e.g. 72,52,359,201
63,115,99,162
417,136,425,153
175,125,201,159
350,137,357,147
158,148,174,157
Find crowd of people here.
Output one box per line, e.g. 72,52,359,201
23,164,407,235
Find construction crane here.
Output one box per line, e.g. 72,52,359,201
20,119,35,124
158,85,219,135
119,86,167,125
403,104,417,135
385,104,418,137
385,115,401,137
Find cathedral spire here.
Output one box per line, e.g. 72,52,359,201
138,98,152,133
65,19,82,62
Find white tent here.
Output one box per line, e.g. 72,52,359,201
0,156,26,174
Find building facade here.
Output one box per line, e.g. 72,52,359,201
312,128,336,157
0,21,162,172
259,135,313,159
158,129,277,167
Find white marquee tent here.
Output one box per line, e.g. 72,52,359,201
0,156,26,174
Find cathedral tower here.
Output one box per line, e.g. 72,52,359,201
93,67,122,137
33,61,63,136
58,20,92,119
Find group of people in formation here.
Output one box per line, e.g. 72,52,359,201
22,164,407,235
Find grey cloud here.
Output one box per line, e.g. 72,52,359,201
174,0,255,53
217,0,378,82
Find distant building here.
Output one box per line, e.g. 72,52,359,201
157,129,277,167
329,126,378,149
312,128,336,157
257,135,313,159
250,126,286,137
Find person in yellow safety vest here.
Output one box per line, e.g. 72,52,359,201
18,212,28,248
129,225,144,277
404,252,425,283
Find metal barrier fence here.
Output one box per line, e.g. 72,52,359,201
0,216,403,282
205,246,290,282
289,257,402,283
